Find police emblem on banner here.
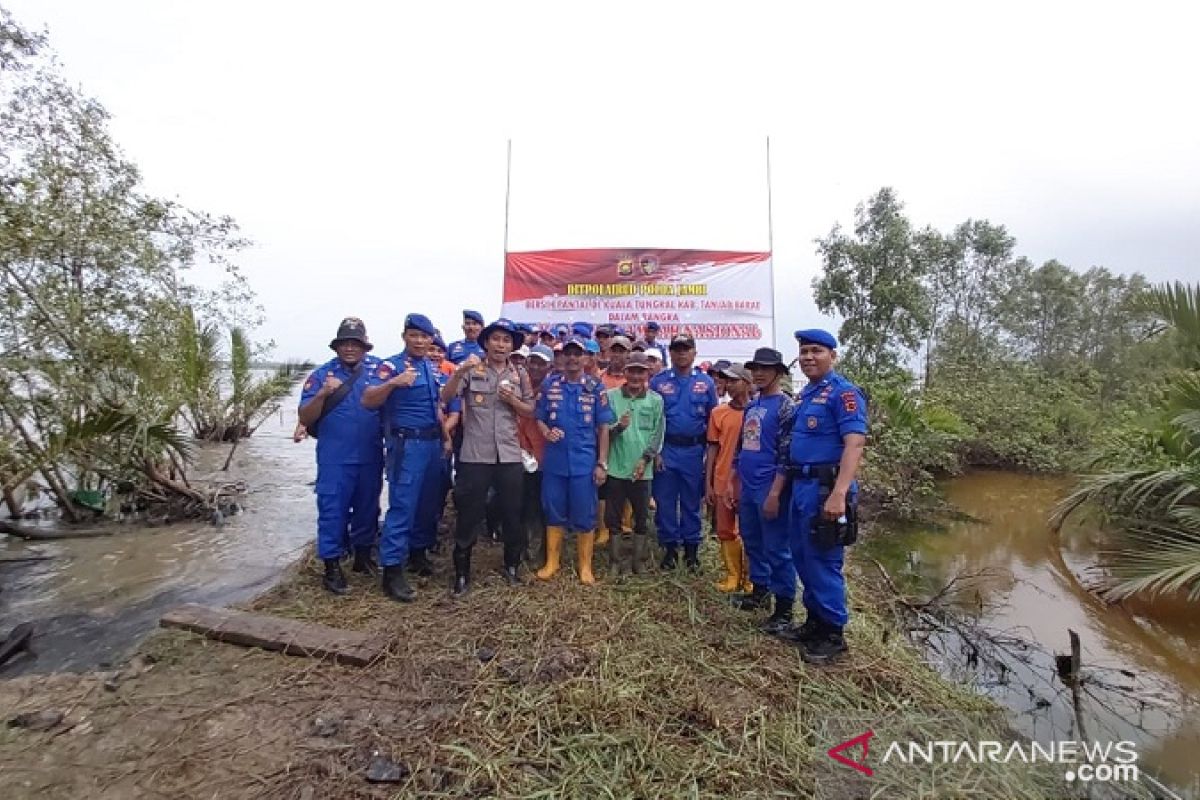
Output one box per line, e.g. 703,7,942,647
617,257,634,277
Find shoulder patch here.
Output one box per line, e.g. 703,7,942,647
840,391,858,413
377,361,396,381
304,374,317,392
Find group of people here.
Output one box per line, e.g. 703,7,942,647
298,310,867,664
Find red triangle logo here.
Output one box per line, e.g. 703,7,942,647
827,730,875,777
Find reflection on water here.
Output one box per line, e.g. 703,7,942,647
0,386,317,676
868,470,1200,797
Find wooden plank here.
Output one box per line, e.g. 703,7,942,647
159,604,384,667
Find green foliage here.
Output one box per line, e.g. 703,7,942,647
0,9,265,519
813,188,931,381
1055,281,1200,601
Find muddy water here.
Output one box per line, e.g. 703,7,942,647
868,471,1200,797
0,386,317,677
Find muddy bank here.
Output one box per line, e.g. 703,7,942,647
0,544,1070,800
0,393,315,677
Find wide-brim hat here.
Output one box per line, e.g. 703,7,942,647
745,347,788,371
330,317,373,351
479,318,525,350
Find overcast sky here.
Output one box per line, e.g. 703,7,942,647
7,0,1199,360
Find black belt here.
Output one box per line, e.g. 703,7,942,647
664,434,706,447
392,425,441,440
791,463,839,481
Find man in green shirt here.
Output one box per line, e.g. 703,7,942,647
599,352,665,575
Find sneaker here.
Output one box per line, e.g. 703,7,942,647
800,627,848,665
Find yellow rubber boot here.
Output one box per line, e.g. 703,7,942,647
621,501,634,534
537,526,565,580
595,502,610,546
577,531,597,585
737,538,753,593
715,539,741,592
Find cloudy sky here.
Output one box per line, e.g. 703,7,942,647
7,0,1199,359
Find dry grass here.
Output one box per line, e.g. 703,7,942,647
0,539,1071,799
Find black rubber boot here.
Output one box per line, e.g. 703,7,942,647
800,620,848,665
683,543,700,573
760,595,795,636
631,533,648,575
351,547,378,575
452,546,471,597
407,547,434,577
503,564,520,586
381,564,415,603
732,584,771,611
659,544,678,571
322,558,349,595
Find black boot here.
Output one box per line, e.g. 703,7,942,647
351,547,378,575
779,612,821,645
760,595,795,636
381,564,415,602
800,620,848,665
659,544,678,570
322,559,349,595
683,543,700,573
732,584,771,611
407,547,434,577
452,546,471,597
503,564,521,586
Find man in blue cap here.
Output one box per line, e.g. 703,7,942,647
649,332,719,571
535,336,614,584
362,313,446,602
730,347,796,632
298,317,383,594
448,309,485,364
771,329,868,664
642,321,668,363
441,318,533,595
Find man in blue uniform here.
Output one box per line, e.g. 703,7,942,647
649,333,719,571
535,337,614,584
362,313,446,602
642,320,668,363
730,348,797,633
774,329,868,664
298,318,383,594
448,309,485,364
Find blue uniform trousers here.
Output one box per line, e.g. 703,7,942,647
380,437,442,567
315,462,382,560
541,473,597,534
738,483,795,598
652,444,705,546
789,479,853,627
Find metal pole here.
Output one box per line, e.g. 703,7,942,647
766,135,777,349
503,138,512,257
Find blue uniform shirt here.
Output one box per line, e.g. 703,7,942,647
736,392,794,492
536,374,615,477
300,356,383,465
649,367,718,439
786,370,868,466
447,338,484,364
369,351,440,430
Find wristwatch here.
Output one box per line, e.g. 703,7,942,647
597,461,608,470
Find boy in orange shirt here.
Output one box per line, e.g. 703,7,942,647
706,364,752,592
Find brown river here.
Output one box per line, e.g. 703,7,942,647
2,402,1197,795
866,471,1200,798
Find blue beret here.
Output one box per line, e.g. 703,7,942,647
644,320,661,331
404,313,437,337
554,323,568,335
432,335,447,351
794,328,837,349
571,321,594,338
463,309,484,324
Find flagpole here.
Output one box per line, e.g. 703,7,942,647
503,138,512,258
766,135,777,349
